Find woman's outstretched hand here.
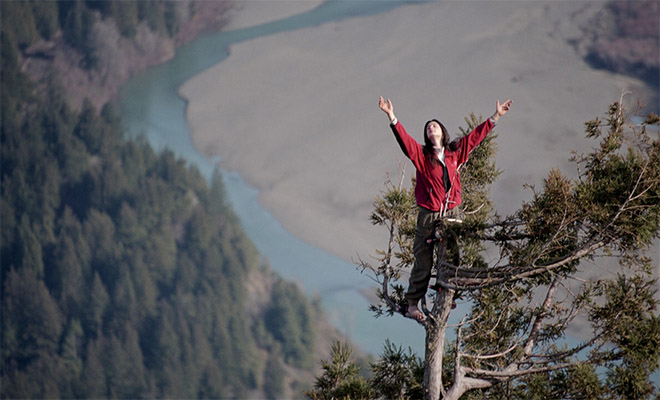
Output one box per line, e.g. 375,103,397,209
492,99,513,122
379,96,395,122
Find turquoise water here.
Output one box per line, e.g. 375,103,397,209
118,0,438,356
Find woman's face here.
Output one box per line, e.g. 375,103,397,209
426,121,443,147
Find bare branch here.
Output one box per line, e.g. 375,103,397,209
437,239,606,291
460,340,521,361
524,333,607,365
523,277,561,356
462,202,486,216
449,309,486,330
462,361,585,380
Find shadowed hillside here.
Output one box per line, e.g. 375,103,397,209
0,2,348,398
573,0,659,87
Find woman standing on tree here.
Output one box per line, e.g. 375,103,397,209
378,96,512,322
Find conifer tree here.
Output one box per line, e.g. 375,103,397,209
356,101,660,400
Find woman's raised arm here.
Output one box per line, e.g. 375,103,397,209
379,96,396,123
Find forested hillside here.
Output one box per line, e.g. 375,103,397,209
1,2,320,398
4,0,234,110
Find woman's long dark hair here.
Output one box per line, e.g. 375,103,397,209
423,119,458,164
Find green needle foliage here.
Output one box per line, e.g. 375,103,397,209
337,103,659,400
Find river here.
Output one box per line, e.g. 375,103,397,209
117,0,448,356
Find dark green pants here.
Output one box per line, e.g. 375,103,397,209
405,206,457,305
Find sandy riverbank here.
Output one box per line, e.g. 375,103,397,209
180,1,658,270
222,0,323,30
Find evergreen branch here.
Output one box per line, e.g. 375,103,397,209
376,166,411,315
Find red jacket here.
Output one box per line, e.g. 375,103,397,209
391,118,494,212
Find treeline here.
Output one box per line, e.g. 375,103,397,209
2,0,188,69
1,7,317,399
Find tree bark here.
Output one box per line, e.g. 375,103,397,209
444,373,492,400
423,287,455,400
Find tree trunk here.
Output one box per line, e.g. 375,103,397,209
445,373,493,400
423,287,455,400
